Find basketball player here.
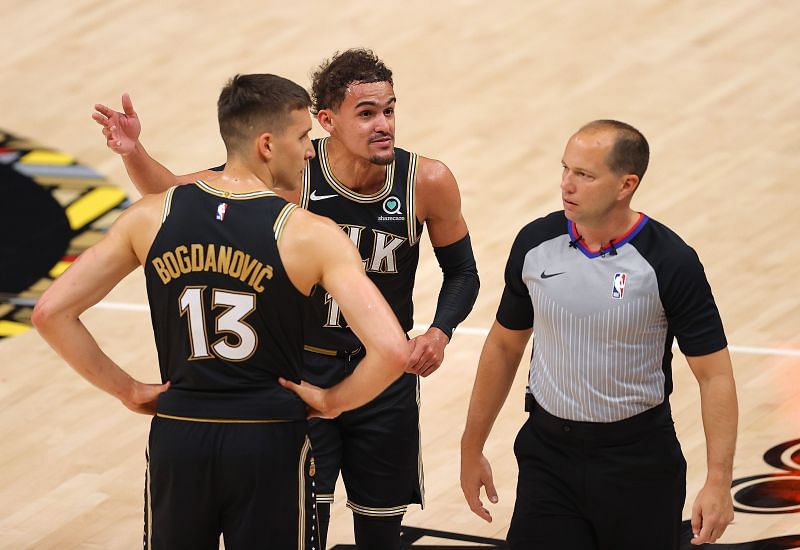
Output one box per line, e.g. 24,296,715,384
460,120,738,549
93,48,480,549
33,73,410,550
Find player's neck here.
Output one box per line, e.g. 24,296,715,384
211,161,284,194
574,209,640,251
208,173,270,193
325,137,387,194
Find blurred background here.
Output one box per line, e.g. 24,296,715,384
1,1,798,547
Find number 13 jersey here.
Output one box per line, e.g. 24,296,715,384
144,182,306,421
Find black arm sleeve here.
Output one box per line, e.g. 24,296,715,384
430,233,480,339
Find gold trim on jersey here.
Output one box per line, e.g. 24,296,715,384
346,501,409,517
405,152,420,245
318,137,395,203
315,493,335,504
415,374,426,508
145,441,153,549
303,344,338,356
297,436,312,550
299,162,311,209
161,185,177,223
155,413,293,424
303,344,363,356
194,180,278,200
274,203,298,244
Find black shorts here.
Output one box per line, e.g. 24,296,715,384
304,350,424,516
145,416,319,550
508,400,686,550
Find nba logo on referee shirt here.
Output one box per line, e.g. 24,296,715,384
611,272,627,299
216,202,228,221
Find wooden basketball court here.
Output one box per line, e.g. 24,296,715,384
1,1,798,547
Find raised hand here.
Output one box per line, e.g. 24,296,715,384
92,93,141,155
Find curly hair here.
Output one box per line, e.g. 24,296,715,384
310,48,393,114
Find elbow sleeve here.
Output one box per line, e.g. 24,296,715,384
430,233,480,339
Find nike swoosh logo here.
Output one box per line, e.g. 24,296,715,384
309,190,338,201
540,270,566,279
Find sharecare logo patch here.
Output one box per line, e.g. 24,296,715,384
382,196,402,215
611,272,627,299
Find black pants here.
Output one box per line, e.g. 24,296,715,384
304,351,424,513
508,401,686,550
145,416,318,550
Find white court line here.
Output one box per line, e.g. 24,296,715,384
93,300,800,359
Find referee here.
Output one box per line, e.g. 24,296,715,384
460,120,738,549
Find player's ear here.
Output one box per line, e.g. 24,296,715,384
257,133,274,160
317,109,334,133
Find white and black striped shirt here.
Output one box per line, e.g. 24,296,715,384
497,211,727,422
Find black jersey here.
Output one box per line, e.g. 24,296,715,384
145,182,307,421
298,138,424,352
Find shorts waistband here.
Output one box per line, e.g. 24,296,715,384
155,413,296,424
303,344,364,358
528,397,673,444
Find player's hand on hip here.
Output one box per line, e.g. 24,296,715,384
690,480,734,545
279,378,339,419
92,93,141,155
406,327,449,377
123,380,170,415
460,451,498,523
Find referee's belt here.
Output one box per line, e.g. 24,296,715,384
303,344,364,358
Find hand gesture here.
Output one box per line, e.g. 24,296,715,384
406,327,449,377
92,93,141,155
122,380,170,415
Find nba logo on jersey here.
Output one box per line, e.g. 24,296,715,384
611,272,627,299
216,202,228,221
